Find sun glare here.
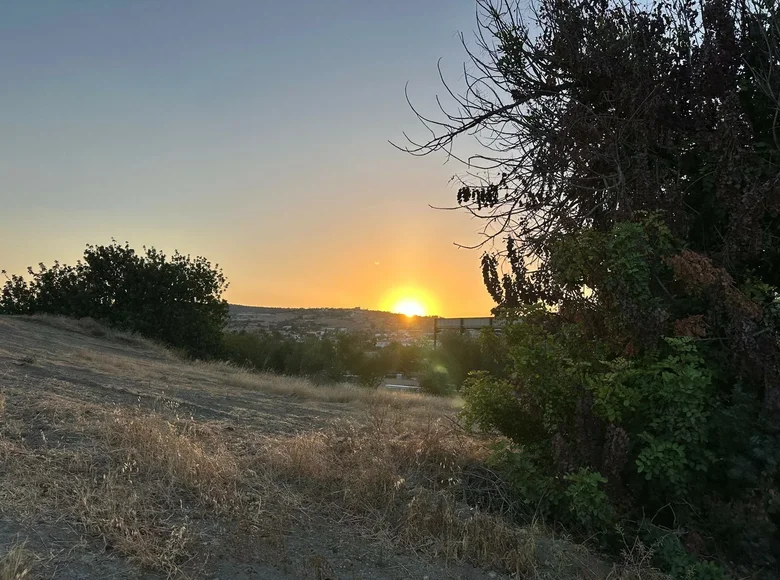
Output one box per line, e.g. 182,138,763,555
380,286,437,318
392,298,426,317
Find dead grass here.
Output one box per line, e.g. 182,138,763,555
260,408,669,580
67,343,461,417
219,367,461,414
0,384,669,580
71,349,139,371
0,542,32,580
25,315,162,351
0,315,670,579
77,409,291,577
101,411,243,514
0,392,283,578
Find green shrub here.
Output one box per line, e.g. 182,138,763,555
587,338,717,500
487,445,615,532
485,442,562,520
456,224,754,578
563,468,614,532
1,242,228,357
644,528,728,580
461,371,543,442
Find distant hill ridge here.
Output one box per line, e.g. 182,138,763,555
229,304,434,317
227,304,435,335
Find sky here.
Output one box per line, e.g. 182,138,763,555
0,0,498,317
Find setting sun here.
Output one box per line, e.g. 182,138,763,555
392,298,426,317
380,286,437,318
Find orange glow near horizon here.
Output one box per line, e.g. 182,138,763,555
380,286,438,318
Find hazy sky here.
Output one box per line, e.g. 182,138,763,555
0,1,498,317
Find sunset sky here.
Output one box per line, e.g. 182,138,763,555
0,1,497,317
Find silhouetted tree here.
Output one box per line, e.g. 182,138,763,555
1,241,229,357
401,0,780,574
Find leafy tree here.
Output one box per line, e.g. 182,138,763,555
403,0,780,574
1,242,229,357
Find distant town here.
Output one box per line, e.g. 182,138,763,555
228,304,437,347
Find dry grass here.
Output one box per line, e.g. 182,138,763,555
68,344,461,417
76,410,291,576
101,411,243,513
0,542,32,580
0,385,669,580
0,315,671,579
260,408,669,580
25,315,162,350
0,392,281,578
220,367,461,412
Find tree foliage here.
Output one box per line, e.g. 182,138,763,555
405,0,780,574
0,242,229,357
221,330,388,386
221,328,508,393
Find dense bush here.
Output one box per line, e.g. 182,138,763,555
461,220,780,575
405,0,780,575
0,242,228,357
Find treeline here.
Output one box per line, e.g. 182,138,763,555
220,331,415,387
220,328,508,394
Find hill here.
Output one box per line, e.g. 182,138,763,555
0,315,665,580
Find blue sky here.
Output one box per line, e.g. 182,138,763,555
0,1,497,316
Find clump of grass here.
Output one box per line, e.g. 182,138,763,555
0,542,32,580
261,409,571,577
72,349,135,371
78,408,291,576
101,411,243,513
74,472,197,575
0,390,277,577
68,410,249,575
612,532,671,580
402,488,539,574
263,406,481,501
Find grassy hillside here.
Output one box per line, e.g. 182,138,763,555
0,316,667,579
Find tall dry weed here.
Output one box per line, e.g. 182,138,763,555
0,542,31,580
262,409,558,576
102,411,242,513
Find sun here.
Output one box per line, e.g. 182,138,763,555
380,286,437,317
392,298,426,318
